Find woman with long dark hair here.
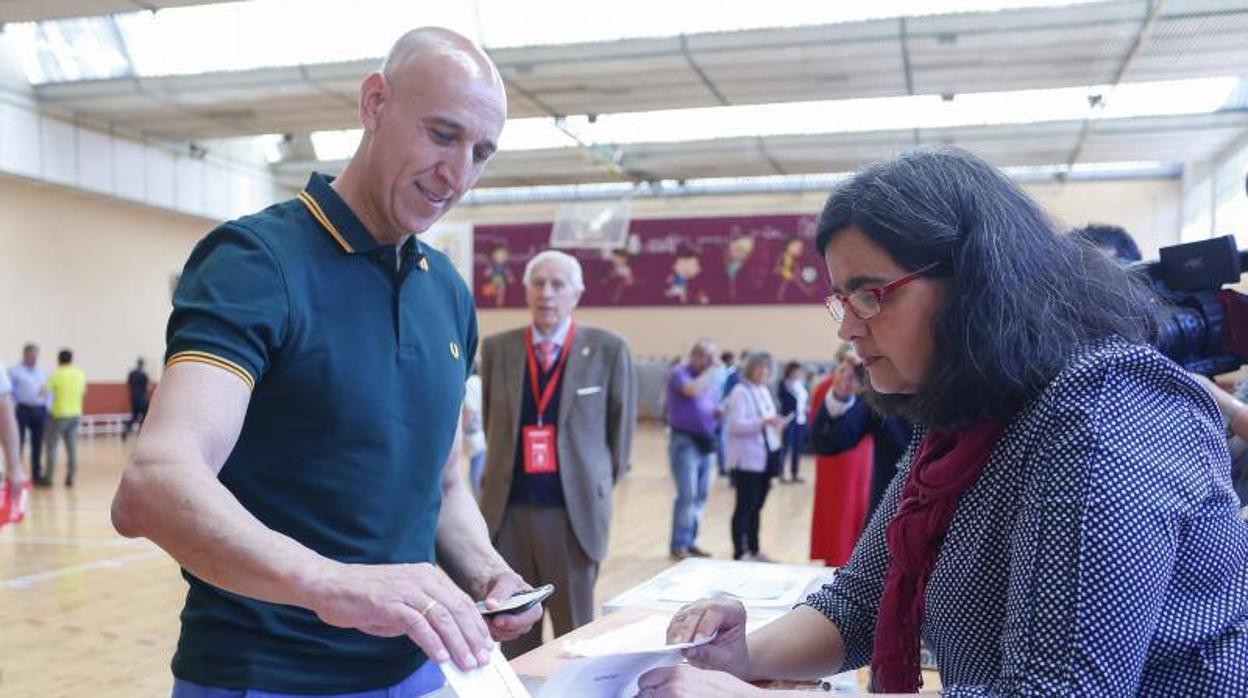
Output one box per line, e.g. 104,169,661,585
638,149,1248,696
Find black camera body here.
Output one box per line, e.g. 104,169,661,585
1130,235,1248,376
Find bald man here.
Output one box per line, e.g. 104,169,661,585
111,28,540,697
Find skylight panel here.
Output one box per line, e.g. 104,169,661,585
307,76,1238,162
6,18,133,84
475,0,1110,48
4,0,1112,83
309,129,362,162
115,1,477,77
521,76,1240,147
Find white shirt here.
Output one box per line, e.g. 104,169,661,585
462,374,486,457
786,379,810,425
531,317,572,352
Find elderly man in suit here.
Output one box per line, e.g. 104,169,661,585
479,249,636,657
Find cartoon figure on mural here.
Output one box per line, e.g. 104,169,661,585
724,235,755,301
666,246,709,305
775,237,815,301
603,249,635,304
479,243,515,307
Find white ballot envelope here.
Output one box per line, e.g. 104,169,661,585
441,645,532,698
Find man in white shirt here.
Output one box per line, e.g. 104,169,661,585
8,343,49,485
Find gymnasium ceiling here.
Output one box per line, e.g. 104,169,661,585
6,0,1248,194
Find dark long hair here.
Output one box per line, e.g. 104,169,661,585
815,148,1159,429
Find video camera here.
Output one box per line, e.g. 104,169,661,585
1130,234,1248,376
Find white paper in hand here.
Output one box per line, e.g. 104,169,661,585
441,644,532,698
543,617,719,697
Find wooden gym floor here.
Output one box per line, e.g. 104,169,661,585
0,423,818,695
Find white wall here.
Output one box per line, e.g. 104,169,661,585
0,174,212,382
1181,134,1248,248
0,84,284,223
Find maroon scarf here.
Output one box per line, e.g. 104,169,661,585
869,420,1006,693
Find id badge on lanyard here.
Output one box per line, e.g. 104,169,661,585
522,425,558,474
522,323,577,475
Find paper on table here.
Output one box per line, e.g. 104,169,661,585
441,644,532,698
563,615,715,657
539,649,679,698
655,567,816,606
542,616,719,697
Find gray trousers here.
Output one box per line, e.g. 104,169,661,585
45,416,80,483
495,505,598,658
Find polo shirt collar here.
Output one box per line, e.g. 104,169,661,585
298,172,385,256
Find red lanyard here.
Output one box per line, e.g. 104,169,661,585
524,322,576,426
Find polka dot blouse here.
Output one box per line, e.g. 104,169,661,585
803,340,1248,695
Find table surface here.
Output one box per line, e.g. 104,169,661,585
602,556,837,615
434,560,844,696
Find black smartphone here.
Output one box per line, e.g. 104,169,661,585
475,583,556,617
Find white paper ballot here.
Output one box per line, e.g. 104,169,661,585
563,615,714,657
542,617,719,697
539,649,679,698
441,645,532,698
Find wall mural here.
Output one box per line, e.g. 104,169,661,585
473,214,825,307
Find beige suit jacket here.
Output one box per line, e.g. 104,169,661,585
478,323,636,562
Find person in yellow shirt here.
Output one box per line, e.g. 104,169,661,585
45,349,86,487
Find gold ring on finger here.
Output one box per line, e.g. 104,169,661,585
420,599,439,616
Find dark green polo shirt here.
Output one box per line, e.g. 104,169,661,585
164,173,477,693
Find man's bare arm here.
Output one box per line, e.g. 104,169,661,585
434,418,542,640
111,362,493,669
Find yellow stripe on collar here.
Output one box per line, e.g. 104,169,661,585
297,191,353,254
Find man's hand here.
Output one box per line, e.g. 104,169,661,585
479,570,543,641
309,560,493,671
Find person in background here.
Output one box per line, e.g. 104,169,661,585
806,348,874,567
462,369,487,499
721,349,748,401
122,357,150,441
1190,373,1248,511
666,339,719,560
719,350,750,480
775,361,809,483
641,148,1247,696
478,250,636,657
45,349,86,487
718,352,733,476
711,351,734,476
9,343,49,485
723,352,791,562
1070,222,1142,264
1079,222,1243,511
0,367,28,526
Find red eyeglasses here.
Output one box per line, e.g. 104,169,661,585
824,261,942,322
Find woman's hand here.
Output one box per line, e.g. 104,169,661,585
635,665,762,698
665,598,750,675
